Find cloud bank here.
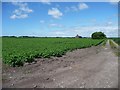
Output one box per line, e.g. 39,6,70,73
10,2,33,19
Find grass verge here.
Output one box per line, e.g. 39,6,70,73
109,39,120,56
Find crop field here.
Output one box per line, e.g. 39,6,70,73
2,37,104,67
112,38,120,45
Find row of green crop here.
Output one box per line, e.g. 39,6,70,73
2,38,104,67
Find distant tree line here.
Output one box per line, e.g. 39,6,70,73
2,32,107,39
2,36,37,38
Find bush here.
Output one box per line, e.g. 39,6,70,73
91,32,106,39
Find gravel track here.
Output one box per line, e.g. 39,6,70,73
2,40,118,88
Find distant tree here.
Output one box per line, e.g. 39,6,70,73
2,36,17,38
19,36,29,38
91,32,106,39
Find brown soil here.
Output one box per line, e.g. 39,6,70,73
2,40,118,88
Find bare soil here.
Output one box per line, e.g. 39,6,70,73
2,40,118,88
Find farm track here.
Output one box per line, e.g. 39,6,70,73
2,40,118,88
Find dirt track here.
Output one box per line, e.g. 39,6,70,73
2,40,118,88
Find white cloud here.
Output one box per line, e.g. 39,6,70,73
109,0,119,5
19,6,33,13
40,20,45,23
41,0,51,5
50,25,118,37
65,6,78,12
49,23,63,28
78,3,89,10
10,14,28,19
10,14,17,19
48,8,63,19
65,3,89,13
54,31,65,35
10,2,33,19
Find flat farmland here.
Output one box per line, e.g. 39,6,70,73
2,37,103,67
2,39,118,88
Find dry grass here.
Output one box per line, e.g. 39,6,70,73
109,40,120,56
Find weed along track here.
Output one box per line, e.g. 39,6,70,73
2,40,118,88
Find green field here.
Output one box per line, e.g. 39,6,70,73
112,38,120,45
2,37,104,67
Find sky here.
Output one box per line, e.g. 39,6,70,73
2,1,118,37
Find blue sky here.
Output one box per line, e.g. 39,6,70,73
2,1,118,37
